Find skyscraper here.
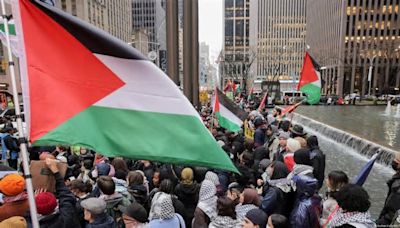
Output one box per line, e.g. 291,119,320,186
222,0,250,89
249,0,307,93
307,0,400,96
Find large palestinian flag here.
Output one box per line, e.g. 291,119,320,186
297,52,321,105
213,88,247,132
12,0,236,172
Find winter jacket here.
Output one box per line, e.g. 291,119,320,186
310,148,326,190
193,207,211,228
101,192,131,227
260,180,294,217
29,172,80,228
0,193,29,221
3,134,19,160
208,216,241,228
175,182,199,227
128,184,149,209
254,128,266,148
377,172,400,225
290,175,321,228
265,136,279,160
86,213,115,228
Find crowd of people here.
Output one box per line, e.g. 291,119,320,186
0,97,399,228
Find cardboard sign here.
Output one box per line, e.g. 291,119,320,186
30,160,68,193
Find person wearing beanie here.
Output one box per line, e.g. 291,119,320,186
81,197,115,228
274,132,290,162
122,202,149,228
242,208,268,228
174,167,200,227
0,174,29,221
27,158,80,227
283,138,301,171
0,216,27,228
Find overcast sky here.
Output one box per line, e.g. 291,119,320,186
199,0,223,62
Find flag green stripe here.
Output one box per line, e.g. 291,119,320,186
0,23,16,36
300,83,321,105
216,112,242,133
33,106,237,172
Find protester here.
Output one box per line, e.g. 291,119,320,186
148,192,186,228
127,171,149,209
193,180,217,227
283,138,301,171
320,170,349,227
267,214,288,228
2,127,20,170
31,158,80,227
307,135,326,190
329,184,375,227
377,152,400,225
235,188,261,221
70,179,93,227
290,125,307,138
122,202,149,228
253,118,267,148
208,196,240,228
81,197,116,227
0,173,29,221
241,208,268,228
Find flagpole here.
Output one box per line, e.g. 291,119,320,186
0,1,40,227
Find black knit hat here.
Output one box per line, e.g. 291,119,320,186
122,202,148,223
245,209,268,227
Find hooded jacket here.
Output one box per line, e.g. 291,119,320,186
307,136,326,190
377,172,400,225
290,175,321,228
174,182,200,218
86,213,115,228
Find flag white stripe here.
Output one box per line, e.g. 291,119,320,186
219,103,243,126
94,54,199,117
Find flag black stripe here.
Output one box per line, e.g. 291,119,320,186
32,1,146,60
217,89,248,121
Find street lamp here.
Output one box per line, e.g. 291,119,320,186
367,55,377,97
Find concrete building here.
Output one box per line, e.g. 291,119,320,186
199,42,210,88
307,0,400,96
131,29,149,56
132,0,166,62
222,0,250,89
55,0,132,42
249,0,307,93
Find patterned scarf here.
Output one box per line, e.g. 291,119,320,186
328,208,376,228
3,192,28,203
149,192,175,220
197,180,218,220
235,204,258,221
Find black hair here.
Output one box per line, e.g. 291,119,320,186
328,170,349,191
159,179,175,194
270,161,289,180
97,176,115,195
70,179,92,193
270,214,288,228
217,196,236,219
83,159,93,170
333,184,370,212
279,120,291,132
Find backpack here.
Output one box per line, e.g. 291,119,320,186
105,196,131,228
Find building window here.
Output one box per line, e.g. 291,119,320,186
71,0,77,16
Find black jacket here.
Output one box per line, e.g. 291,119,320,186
377,172,400,225
4,134,20,153
175,182,200,227
310,148,326,190
28,172,80,228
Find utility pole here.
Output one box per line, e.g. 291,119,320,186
191,0,199,108
166,0,179,85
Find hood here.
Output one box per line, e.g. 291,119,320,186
89,213,115,228
290,164,314,178
307,135,319,150
292,175,317,198
271,161,289,180
101,193,124,208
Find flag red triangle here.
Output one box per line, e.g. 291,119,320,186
213,88,220,113
21,1,125,141
297,52,319,90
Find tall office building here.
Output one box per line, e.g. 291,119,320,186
249,0,307,92
132,0,166,56
222,0,250,88
56,0,132,42
307,0,400,96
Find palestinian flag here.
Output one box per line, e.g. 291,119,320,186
258,91,268,112
0,18,21,57
213,88,247,132
12,0,236,172
297,52,321,105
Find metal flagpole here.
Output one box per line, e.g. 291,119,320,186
0,1,40,227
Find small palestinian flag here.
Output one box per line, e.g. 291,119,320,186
12,0,236,172
213,88,248,132
297,52,321,105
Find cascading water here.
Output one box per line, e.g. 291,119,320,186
291,113,396,166
395,104,400,118
384,101,392,116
